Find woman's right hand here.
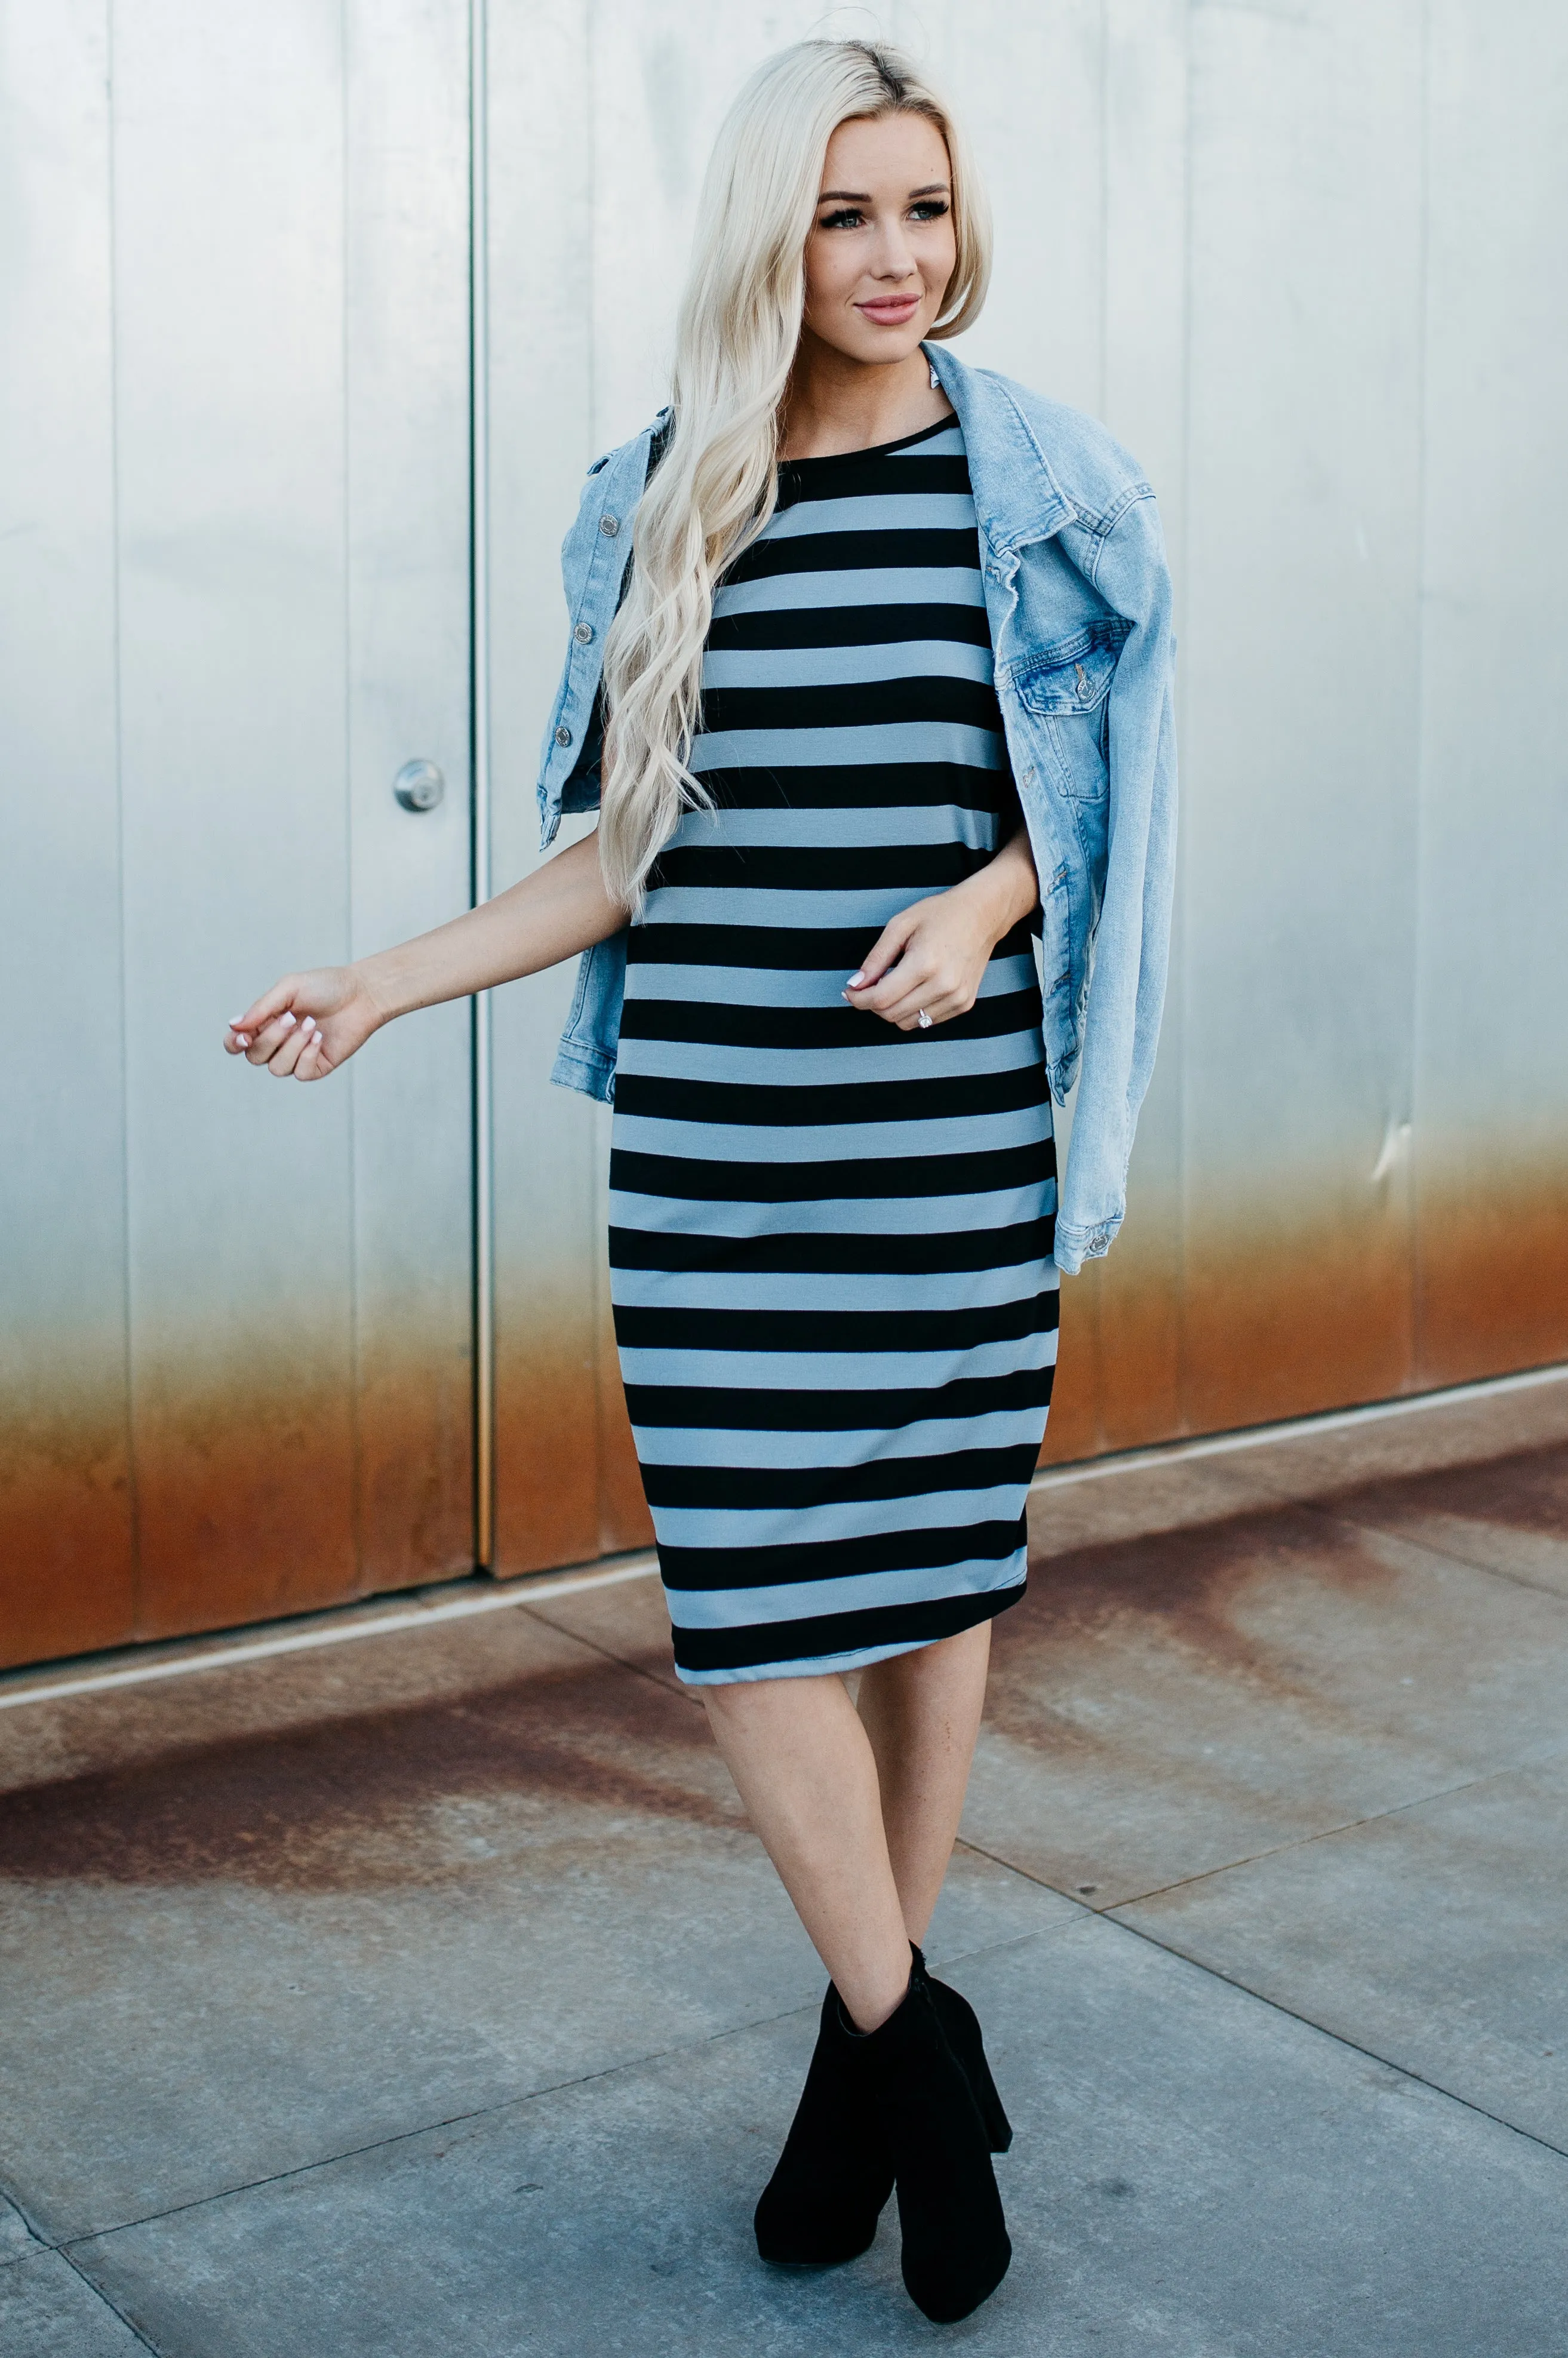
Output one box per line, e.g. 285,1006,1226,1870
223,966,385,1081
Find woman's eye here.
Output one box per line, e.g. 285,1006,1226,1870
909,200,950,222
819,208,865,230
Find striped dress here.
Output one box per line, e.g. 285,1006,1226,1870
608,414,1057,1685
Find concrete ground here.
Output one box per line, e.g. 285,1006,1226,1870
3,1376,1568,2357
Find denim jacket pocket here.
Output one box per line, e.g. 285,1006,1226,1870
1010,624,1128,804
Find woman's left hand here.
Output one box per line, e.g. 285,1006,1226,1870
844,828,1038,1032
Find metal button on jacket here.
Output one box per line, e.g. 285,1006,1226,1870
574,620,594,643
599,514,620,536
555,723,572,747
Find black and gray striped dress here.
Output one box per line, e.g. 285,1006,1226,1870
609,415,1057,1685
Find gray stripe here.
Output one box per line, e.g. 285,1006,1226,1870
614,1031,1043,1089
711,567,986,618
622,952,1037,1009
665,1551,1028,1627
610,1102,1053,1164
654,1487,1025,1552
688,720,1003,774
616,1332,1059,1391
762,490,977,540
665,803,999,851
610,1260,1054,1315
700,638,993,691
607,1178,1057,1237
631,1405,1053,1469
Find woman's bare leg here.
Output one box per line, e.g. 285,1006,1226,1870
702,1672,912,2031
855,1623,992,1947
701,1623,993,2026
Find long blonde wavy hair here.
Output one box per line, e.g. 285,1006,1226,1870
597,38,991,911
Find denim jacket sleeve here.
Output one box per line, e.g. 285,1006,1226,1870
1052,491,1177,1275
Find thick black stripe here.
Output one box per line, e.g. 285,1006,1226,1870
626,917,1039,972
613,1292,1054,1357
671,1581,1026,1673
677,760,1006,811
659,1513,1026,1595
775,450,972,504
614,1062,1047,1132
699,675,1001,737
641,1443,1041,1512
608,1215,1054,1276
725,527,980,583
617,987,1043,1052
708,603,992,656
624,1364,1056,1433
608,1138,1054,1205
651,841,990,894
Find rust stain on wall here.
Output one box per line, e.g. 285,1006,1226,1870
6,1179,1562,1676
1,1348,472,1675
1417,1170,1568,1388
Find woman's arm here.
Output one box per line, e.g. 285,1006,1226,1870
224,831,625,1081
844,822,1038,1031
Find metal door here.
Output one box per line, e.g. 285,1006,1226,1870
1,0,475,1667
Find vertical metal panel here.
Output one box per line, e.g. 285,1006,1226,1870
1179,0,1426,1428
345,0,475,1588
1093,0,1191,1452
486,0,605,1573
0,1,134,1661
112,0,360,1634
1413,1,1568,1384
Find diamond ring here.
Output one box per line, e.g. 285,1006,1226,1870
917,1009,933,1029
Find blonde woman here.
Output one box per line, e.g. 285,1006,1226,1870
227,38,1175,2326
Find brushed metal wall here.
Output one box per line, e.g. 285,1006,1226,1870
4,0,1564,1667
1,0,476,1667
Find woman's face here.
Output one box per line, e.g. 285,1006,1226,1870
801,111,957,368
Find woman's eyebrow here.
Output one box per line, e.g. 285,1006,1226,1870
817,181,951,202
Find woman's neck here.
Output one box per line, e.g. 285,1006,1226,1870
778,336,953,460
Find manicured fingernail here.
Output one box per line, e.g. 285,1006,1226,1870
228,1016,244,1028
236,1034,250,1047
280,1011,296,1029
847,972,866,988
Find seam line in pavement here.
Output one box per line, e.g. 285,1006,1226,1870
954,1837,1568,2168
45,1919,1077,2252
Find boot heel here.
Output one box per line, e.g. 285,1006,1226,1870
966,2045,1013,2154
909,1947,1013,2153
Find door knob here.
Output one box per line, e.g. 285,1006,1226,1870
393,758,445,812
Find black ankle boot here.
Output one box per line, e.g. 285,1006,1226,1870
911,1944,1013,2153
859,1973,1011,2323
754,1983,894,2266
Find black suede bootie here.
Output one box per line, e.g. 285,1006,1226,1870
858,1973,1011,2323
911,1944,1013,2153
754,1982,893,2265
754,1951,1011,2270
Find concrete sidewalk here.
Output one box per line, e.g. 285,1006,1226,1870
3,1381,1567,2355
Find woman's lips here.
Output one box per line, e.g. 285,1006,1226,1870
857,294,921,324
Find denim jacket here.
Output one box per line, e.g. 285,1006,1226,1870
534,342,1176,1275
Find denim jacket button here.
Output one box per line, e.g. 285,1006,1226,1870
555,724,573,748
573,621,594,644
599,514,620,537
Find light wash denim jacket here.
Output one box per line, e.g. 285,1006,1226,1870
534,342,1176,1275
